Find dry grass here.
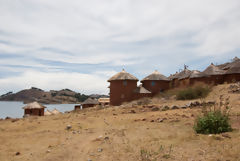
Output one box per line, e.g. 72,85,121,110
0,84,240,161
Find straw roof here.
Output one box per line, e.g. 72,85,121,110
82,98,99,105
141,70,169,82
202,64,226,76
168,72,180,80
98,98,110,103
226,60,240,74
108,69,138,82
51,108,61,115
44,109,52,116
22,101,46,109
178,69,192,80
134,85,151,94
189,70,206,78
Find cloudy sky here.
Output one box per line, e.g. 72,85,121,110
0,0,240,95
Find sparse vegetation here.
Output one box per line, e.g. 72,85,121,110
194,95,232,134
176,85,211,100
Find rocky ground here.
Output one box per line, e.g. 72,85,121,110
0,84,240,161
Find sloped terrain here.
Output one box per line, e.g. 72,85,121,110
0,84,239,161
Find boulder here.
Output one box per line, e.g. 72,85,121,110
171,105,179,110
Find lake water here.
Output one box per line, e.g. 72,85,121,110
0,101,78,119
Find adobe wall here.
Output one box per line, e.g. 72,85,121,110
82,104,95,109
142,80,169,95
224,74,240,83
24,108,44,116
109,80,137,106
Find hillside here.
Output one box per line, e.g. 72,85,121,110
0,87,89,104
0,83,239,161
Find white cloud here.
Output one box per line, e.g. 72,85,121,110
0,70,109,95
0,0,240,93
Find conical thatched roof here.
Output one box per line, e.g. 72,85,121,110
22,101,46,109
141,70,169,82
202,64,225,76
82,98,99,105
108,69,138,82
178,69,192,80
51,108,61,115
226,60,240,74
134,85,151,94
189,70,206,78
44,109,52,116
168,72,180,80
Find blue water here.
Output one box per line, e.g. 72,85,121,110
0,101,78,118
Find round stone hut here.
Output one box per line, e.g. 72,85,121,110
141,70,169,95
201,63,226,85
22,101,46,117
108,69,138,106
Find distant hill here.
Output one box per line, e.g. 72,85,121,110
0,87,108,104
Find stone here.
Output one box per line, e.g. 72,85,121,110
142,118,146,121
98,148,103,152
162,105,170,111
222,133,231,139
130,110,136,113
150,120,154,122
15,152,20,155
156,118,164,122
87,159,92,161
46,150,51,153
104,136,109,140
66,125,72,130
151,107,159,111
171,105,179,110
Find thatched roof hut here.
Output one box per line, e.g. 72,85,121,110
44,109,52,116
134,85,151,94
178,69,192,80
141,70,169,82
51,108,61,115
189,70,206,78
108,69,138,82
225,60,240,74
202,64,225,76
22,102,46,116
22,101,46,109
168,72,180,80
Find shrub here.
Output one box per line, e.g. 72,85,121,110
194,111,232,134
194,95,232,134
176,85,210,100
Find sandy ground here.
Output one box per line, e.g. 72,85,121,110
0,84,240,161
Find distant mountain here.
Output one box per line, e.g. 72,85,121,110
0,87,107,104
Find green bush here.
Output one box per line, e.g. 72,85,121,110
176,86,210,100
194,111,232,134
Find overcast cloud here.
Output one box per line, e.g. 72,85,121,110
0,0,240,95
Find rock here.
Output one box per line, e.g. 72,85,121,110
162,105,170,111
156,118,164,122
46,150,51,153
142,118,146,121
150,120,154,122
15,152,20,155
87,159,92,161
185,102,192,108
171,105,179,110
151,107,159,111
180,106,187,109
66,125,72,130
98,148,103,152
72,131,76,134
130,110,136,113
104,136,109,140
222,133,231,139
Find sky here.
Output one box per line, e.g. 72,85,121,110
0,0,240,95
